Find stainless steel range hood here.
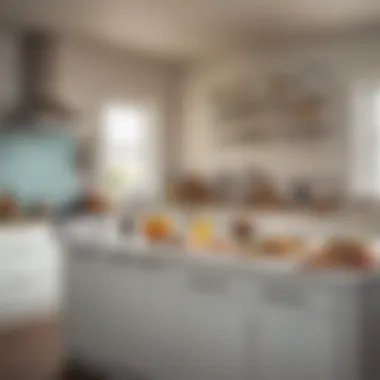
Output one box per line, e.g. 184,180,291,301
3,29,75,128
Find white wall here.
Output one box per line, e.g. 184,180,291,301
180,33,380,192
0,31,18,113
0,30,180,192
57,37,179,192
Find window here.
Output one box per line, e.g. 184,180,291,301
102,104,156,202
350,82,380,199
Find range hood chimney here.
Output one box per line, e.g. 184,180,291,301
4,29,75,127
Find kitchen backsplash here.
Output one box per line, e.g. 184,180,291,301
0,130,78,206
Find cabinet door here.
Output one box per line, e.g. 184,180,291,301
64,254,111,361
249,280,336,380
168,267,246,380
254,306,333,380
66,252,186,380
100,256,188,380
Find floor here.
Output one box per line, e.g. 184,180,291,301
0,317,126,380
0,315,110,380
60,364,107,380
60,362,147,380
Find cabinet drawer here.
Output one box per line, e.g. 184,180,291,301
0,269,60,315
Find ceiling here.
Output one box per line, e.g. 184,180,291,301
1,0,380,59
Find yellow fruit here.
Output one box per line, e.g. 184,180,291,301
189,217,213,247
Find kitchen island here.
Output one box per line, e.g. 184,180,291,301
64,234,380,380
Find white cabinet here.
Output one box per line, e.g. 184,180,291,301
246,278,361,380
253,304,334,380
0,223,61,328
105,259,187,380
65,237,379,380
65,251,248,380
64,253,110,362
169,268,246,380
